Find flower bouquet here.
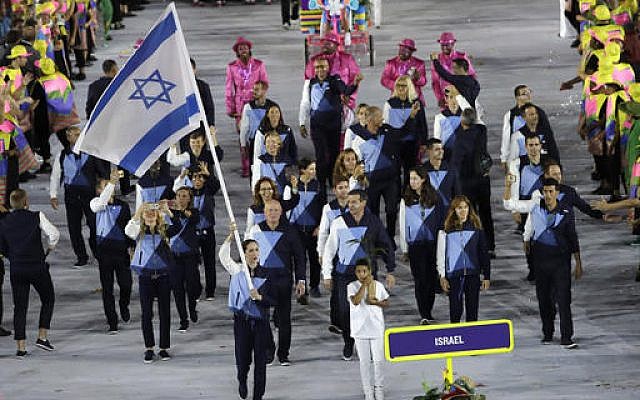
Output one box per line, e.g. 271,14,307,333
413,375,486,400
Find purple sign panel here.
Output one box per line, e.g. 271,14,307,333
385,320,513,362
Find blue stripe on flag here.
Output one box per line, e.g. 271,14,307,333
119,94,199,172
88,12,178,128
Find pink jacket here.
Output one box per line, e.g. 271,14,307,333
225,58,269,118
305,51,361,108
380,56,427,104
430,50,476,105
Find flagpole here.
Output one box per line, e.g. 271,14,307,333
170,3,255,290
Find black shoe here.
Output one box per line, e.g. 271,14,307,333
144,350,155,363
74,258,88,267
328,324,343,335
16,349,27,358
158,349,171,360
123,12,137,17
238,381,249,399
0,326,12,336
130,5,145,11
309,287,321,298
342,341,354,361
18,172,36,182
279,357,291,366
107,326,119,335
120,306,130,323
105,35,112,41
178,322,188,333
73,72,86,81
36,338,55,351
190,309,198,323
297,294,309,305
570,38,580,48
37,162,52,173
561,339,578,349
239,380,248,399
140,0,150,4
591,170,601,181
113,22,125,30
541,336,553,345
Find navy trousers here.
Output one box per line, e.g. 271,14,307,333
234,313,271,400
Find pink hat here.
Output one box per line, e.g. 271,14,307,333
437,32,457,44
398,38,416,51
321,32,341,45
232,37,252,53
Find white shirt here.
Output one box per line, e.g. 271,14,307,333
348,280,388,339
39,212,60,249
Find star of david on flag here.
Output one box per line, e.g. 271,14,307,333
129,70,176,109
75,2,204,176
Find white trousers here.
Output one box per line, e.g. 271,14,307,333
355,337,385,399
371,0,381,27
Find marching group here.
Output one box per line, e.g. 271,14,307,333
1,1,640,400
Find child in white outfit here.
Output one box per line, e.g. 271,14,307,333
348,258,389,400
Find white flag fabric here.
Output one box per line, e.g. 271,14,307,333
75,3,201,176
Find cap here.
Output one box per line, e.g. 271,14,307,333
232,37,252,53
438,32,456,44
594,5,611,22
398,38,416,51
6,45,32,60
321,32,341,45
37,57,56,76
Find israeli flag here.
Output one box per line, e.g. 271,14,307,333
75,3,203,176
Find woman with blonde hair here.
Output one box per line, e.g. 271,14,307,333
382,75,428,187
436,195,490,323
125,201,178,363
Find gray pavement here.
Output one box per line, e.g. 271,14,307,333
1,0,640,399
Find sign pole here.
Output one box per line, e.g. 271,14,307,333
444,357,454,386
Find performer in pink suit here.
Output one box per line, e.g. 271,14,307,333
225,37,269,178
380,39,427,104
430,32,476,109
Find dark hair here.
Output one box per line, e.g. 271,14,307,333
189,129,206,141
24,18,37,27
543,159,561,175
521,102,537,114
542,178,560,189
4,30,22,46
190,57,196,69
333,174,350,187
348,189,367,202
425,137,442,148
175,186,194,208
298,158,315,171
102,59,117,74
453,58,469,72
258,104,285,132
514,84,528,98
355,258,371,270
403,166,439,208
524,133,541,144
252,177,280,206
11,18,24,28
461,108,476,125
242,239,258,252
